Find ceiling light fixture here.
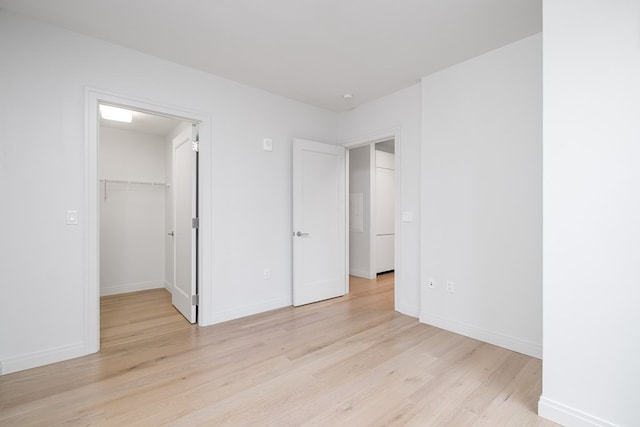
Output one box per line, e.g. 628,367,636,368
343,93,354,101
100,105,133,123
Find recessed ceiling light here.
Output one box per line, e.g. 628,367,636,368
343,93,354,101
100,105,133,123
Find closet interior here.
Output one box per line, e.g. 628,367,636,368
99,108,189,297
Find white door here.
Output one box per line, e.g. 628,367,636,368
172,126,198,323
292,138,346,306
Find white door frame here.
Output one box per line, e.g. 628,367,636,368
344,127,401,312
84,88,213,354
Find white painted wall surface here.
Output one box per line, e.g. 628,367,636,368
0,10,336,374
337,84,422,317
348,145,372,278
420,34,542,358
540,2,640,426
99,127,166,296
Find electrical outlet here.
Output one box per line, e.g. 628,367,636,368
446,281,455,293
428,278,435,289
263,268,271,279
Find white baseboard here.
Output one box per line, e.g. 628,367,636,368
419,312,542,359
538,396,616,427
100,280,165,296
1,342,86,375
349,268,376,279
397,302,420,318
164,281,173,293
212,296,291,324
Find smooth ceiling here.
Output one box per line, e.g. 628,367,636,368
100,108,185,137
0,0,541,112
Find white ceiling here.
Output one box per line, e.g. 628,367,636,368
0,0,541,112
100,108,185,137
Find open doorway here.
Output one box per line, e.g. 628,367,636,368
373,139,395,276
98,105,198,330
85,89,213,355
347,138,396,300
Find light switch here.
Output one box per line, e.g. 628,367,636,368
67,210,78,225
263,138,273,152
401,211,413,222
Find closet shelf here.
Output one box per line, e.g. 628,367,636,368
100,178,169,201
100,178,167,186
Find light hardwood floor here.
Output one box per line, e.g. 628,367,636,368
0,275,558,426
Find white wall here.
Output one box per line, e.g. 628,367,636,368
539,2,640,426
338,84,422,317
0,10,336,374
99,126,166,296
349,145,373,278
420,34,542,358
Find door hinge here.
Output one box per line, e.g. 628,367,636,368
191,123,199,152
192,217,199,229
191,294,199,306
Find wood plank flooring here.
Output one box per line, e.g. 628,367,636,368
0,275,558,426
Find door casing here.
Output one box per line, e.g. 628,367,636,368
344,128,402,312
85,88,213,354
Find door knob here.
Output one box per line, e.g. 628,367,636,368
295,231,310,237
168,231,175,237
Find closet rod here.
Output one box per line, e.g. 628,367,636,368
100,179,168,201
100,178,166,186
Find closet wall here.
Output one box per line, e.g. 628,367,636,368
99,126,167,296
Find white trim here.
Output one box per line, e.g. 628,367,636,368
419,311,542,359
343,127,402,313
345,149,350,295
100,281,165,296
84,90,100,355
397,302,420,318
164,280,174,293
85,88,215,358
349,268,376,279
538,396,617,427
212,297,291,324
1,342,85,375
342,127,400,149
